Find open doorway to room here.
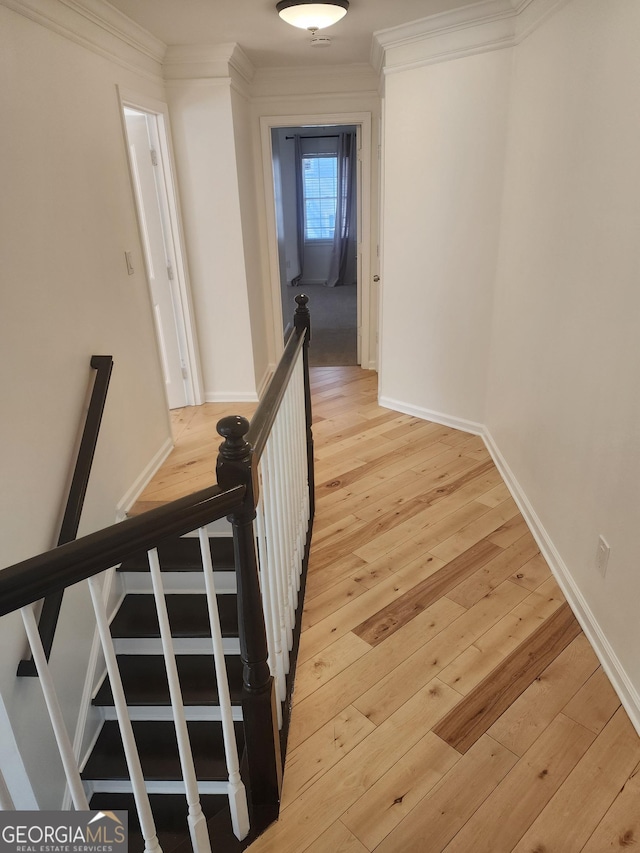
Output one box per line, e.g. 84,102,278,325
271,125,359,367
120,94,203,410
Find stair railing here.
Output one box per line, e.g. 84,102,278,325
1,484,246,851
19,354,114,677
215,293,315,817
0,297,315,849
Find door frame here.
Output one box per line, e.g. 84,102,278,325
117,86,204,407
259,111,374,369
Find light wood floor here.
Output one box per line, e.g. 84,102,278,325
136,367,640,852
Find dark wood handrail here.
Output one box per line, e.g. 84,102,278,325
247,326,306,461
19,355,114,675
1,483,245,618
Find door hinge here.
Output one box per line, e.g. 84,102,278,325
181,363,188,379
167,263,174,281
150,148,159,166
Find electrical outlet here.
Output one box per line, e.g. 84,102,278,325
596,535,610,577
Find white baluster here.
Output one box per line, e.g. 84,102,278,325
197,529,249,841
254,489,283,727
272,417,295,650
87,576,161,853
264,435,291,678
20,605,89,811
147,548,211,853
282,384,298,606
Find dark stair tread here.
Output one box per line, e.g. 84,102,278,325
119,536,235,573
90,792,229,853
94,655,244,707
109,594,238,638
83,720,244,781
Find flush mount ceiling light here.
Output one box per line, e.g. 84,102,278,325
276,0,349,31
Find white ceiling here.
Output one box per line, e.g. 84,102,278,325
105,0,484,68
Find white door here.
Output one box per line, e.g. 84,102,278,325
124,110,188,409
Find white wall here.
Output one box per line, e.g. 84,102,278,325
230,86,274,389
0,4,171,806
250,79,381,368
166,78,258,401
485,0,640,713
379,49,512,426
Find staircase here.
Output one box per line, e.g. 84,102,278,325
0,296,314,852
83,531,246,853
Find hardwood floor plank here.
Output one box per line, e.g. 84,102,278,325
374,735,518,853
281,705,376,805
580,763,640,853
433,602,582,753
488,633,600,756
352,581,529,727
429,497,520,563
352,538,502,647
509,551,552,591
304,821,369,853
297,553,447,665
446,533,541,609
562,665,622,734
341,731,460,850
248,678,462,853
443,713,595,853
437,578,567,696
512,708,640,853
293,633,371,704
287,597,465,750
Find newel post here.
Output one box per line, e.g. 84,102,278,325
216,416,282,812
293,294,315,520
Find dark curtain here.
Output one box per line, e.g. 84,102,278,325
291,134,305,285
327,131,357,287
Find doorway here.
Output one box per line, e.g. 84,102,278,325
261,112,373,371
271,125,358,366
120,96,202,409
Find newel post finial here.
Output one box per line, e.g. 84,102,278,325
294,293,311,341
216,415,255,497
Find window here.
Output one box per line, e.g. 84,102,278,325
302,154,337,240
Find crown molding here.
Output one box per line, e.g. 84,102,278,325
163,42,255,88
251,62,378,99
373,0,571,74
1,0,165,80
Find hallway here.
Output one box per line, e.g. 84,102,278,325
249,366,640,852
136,366,640,852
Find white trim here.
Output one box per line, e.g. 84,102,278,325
205,391,260,403
112,637,241,655
163,43,255,88
482,429,640,738
374,0,572,73
256,365,276,401
121,570,236,595
115,436,173,519
259,111,374,371
0,695,38,809
118,87,205,409
378,395,484,436
89,779,230,795
101,705,243,722
1,0,164,82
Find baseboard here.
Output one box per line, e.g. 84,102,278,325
115,437,174,520
378,395,484,435
482,428,640,738
205,391,260,403
257,364,276,400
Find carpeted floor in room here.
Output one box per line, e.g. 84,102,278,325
281,282,357,366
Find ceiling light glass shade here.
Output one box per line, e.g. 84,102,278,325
276,0,349,31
